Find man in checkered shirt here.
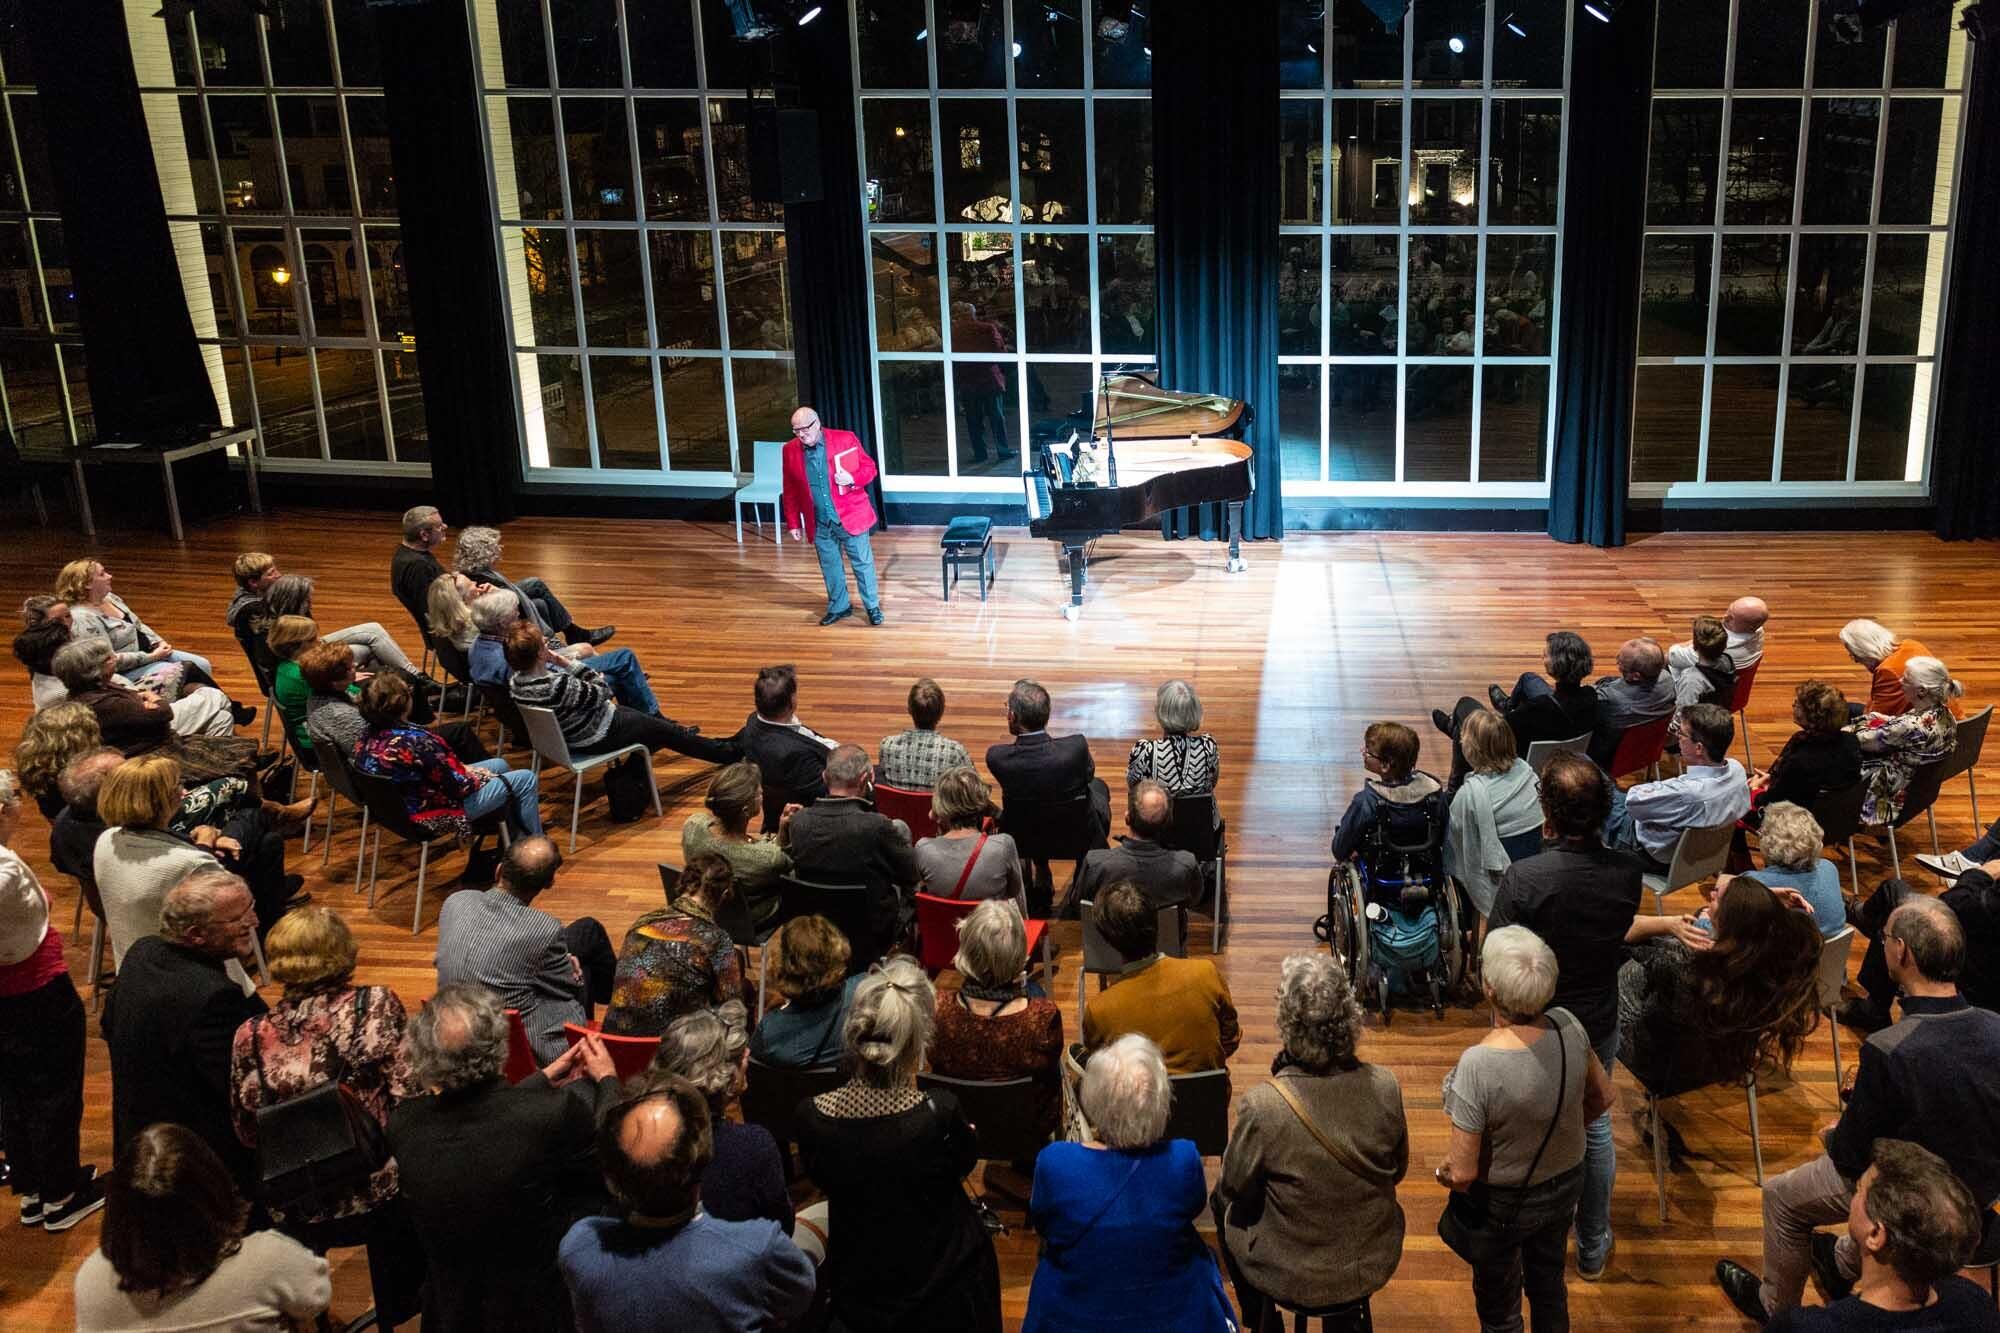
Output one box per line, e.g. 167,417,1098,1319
877,678,972,790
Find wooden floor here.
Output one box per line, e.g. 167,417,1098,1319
3,512,1995,1331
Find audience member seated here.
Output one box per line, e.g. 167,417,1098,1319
1736,801,1845,936
1214,954,1408,1327
1838,861,2000,1032
453,523,614,648
224,551,284,680
426,570,484,655
464,587,658,714
94,755,293,968
387,983,622,1333
226,905,423,1326
1333,721,1446,865
506,619,737,767
986,677,1112,845
301,637,488,765
795,958,1002,1332
437,836,617,1063
683,761,794,931
54,632,240,758
1026,1034,1235,1330
649,1003,791,1229
1589,637,1676,766
1919,819,2000,883
730,664,837,816
1716,898,2000,1322
1438,631,1600,784
786,744,919,960
1081,882,1239,1073
915,765,1027,914
74,1125,330,1333
1668,595,1769,676
15,594,82,711
1604,703,1751,868
1840,618,1964,720
559,1073,814,1333
604,854,745,1037
877,676,971,790
1066,777,1201,920
1443,708,1543,918
262,568,432,682
1766,1139,2000,1333
0,771,102,1233
748,915,862,1069
930,899,1063,1142
48,747,122,893
1855,656,1962,827
58,557,244,716
1126,678,1222,821
102,869,269,1197
1438,926,1615,1332
1667,615,1740,714
54,639,261,787
354,674,543,862
18,699,113,819
1750,680,1863,824
390,504,452,632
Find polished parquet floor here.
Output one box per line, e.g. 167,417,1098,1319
2,510,1995,1331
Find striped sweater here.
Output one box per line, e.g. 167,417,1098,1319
509,665,616,748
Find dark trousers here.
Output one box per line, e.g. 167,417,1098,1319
436,720,492,765
1849,877,1916,1016
516,576,575,638
0,974,87,1202
1454,1165,1584,1333
216,806,294,932
562,917,617,1008
588,706,742,767
283,1196,426,1328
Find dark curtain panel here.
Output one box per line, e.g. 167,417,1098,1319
21,2,215,438
1546,0,1658,547
783,0,884,526
373,1,517,523
1152,3,1282,541
1932,5,1998,540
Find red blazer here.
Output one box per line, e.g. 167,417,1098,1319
781,428,879,540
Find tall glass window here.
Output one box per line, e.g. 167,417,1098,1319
129,0,430,470
0,35,88,452
1278,0,1567,491
1634,0,1967,491
472,0,790,478
857,0,1153,485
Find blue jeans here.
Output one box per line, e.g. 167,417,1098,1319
1965,816,2000,862
583,647,658,715
461,758,542,836
813,519,880,615
1575,1028,1620,1268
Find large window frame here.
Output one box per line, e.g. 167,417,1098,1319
0,47,90,454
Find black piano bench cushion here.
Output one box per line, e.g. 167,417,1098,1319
941,516,992,549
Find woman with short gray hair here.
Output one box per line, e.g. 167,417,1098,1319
647,1001,792,1228
1438,925,1614,1331
929,900,1063,1144
1856,654,1962,825
450,524,613,649
1214,953,1409,1325
1737,802,1844,935
1127,678,1222,826
1025,1033,1235,1329
794,956,1001,1330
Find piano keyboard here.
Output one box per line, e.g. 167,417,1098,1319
1023,468,1051,521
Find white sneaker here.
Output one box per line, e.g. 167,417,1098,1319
1915,851,1973,880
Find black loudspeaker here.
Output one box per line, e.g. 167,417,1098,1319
747,105,823,204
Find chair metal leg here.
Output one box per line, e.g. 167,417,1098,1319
734,497,743,544
1739,711,1753,769
353,807,370,896
29,479,47,525
1745,1076,1765,1186
1888,824,1901,879
260,704,273,749
1651,1094,1668,1223
366,826,381,908
88,915,106,1014
1214,847,1228,952
1972,770,1982,835
301,772,321,855
1846,837,1860,896
249,931,270,986
72,888,83,933
1829,1006,1843,1089
757,948,770,1021
412,843,429,935
569,770,584,854
321,792,338,867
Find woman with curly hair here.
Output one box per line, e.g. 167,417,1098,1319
646,1001,791,1228
15,700,105,819
1749,679,1863,822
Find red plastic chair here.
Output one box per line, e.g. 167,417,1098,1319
564,1020,663,1080
1606,714,1673,782
872,783,939,843
503,1008,538,1084
1730,659,1762,766
913,892,1050,976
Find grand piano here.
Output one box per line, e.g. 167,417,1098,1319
1022,372,1254,619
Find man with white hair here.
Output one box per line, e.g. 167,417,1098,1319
453,524,613,649
1840,618,1964,721
1667,594,1768,677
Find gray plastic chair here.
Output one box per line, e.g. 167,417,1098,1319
1524,731,1592,775
1640,820,1738,914
1814,926,1858,1089
1936,706,1992,836
733,440,787,544
517,703,658,852
1076,899,1186,1014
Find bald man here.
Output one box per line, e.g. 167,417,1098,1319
1065,778,1203,918
780,405,883,627
1668,595,1768,678
559,1076,813,1333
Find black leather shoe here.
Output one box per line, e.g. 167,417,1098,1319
867,607,885,626
1431,708,1454,735
230,702,258,727
1488,683,1511,711
1810,1232,1855,1303
1714,1260,1770,1325
819,608,852,626
577,625,616,647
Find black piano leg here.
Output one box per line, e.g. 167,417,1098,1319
1063,543,1087,621
1226,501,1248,573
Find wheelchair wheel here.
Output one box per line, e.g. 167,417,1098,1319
1342,864,1369,985
1436,874,1468,997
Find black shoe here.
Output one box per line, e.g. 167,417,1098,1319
1835,997,1892,1034
867,607,884,626
1488,684,1511,711
459,846,503,885
820,608,853,626
42,1167,105,1232
573,625,617,648
255,749,282,770
230,702,258,727
1714,1260,1770,1325
1810,1232,1855,1303
1432,708,1453,735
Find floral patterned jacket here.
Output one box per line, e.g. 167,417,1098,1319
353,724,480,836
1856,704,1956,824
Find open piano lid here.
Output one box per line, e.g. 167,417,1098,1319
1091,373,1245,441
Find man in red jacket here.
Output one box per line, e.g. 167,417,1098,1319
782,405,884,626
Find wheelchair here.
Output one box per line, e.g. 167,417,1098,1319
1313,790,1466,1024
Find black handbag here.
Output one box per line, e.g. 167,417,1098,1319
252,990,390,1219
1438,1009,1572,1264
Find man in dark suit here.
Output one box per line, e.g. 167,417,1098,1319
388,982,621,1333
987,679,1112,912
786,745,918,967
100,867,267,1195
1065,779,1201,918
731,665,838,830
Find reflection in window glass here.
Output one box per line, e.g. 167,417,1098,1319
863,99,936,224
650,229,718,349
1722,99,1799,225
857,0,930,89
211,96,285,213
1027,360,1094,439
1279,235,1321,356
878,360,948,474
346,98,397,215
1094,100,1152,224
1854,364,1915,480
1867,234,1931,356
332,0,384,86
300,226,367,337
0,222,42,330
1493,0,1565,89
236,228,301,335
1801,97,1879,226
1279,0,1324,91
0,337,64,449
1098,235,1154,358
936,0,1005,88
1093,4,1151,89
279,96,349,213
940,99,1010,222
1330,100,1401,226
949,231,1014,346
562,98,635,220
708,99,781,222
1406,235,1476,356
1812,5,1885,90
661,356,729,470
266,0,335,87
499,98,563,219
217,345,255,439
1413,0,1483,89
382,349,426,460
1646,100,1721,224
873,232,942,351
1487,100,1561,226
191,5,265,87
515,226,575,344
1020,232,1088,354
252,343,320,458
625,0,698,89
1013,0,1082,88
527,353,589,467
316,349,388,461
1278,363,1320,479
1328,234,1399,355
634,99,707,221
721,231,790,350
1279,101,1324,226
1404,365,1473,480
1329,0,1403,89
957,361,1020,476
7,96,51,210
1792,233,1866,353
1328,365,1396,479
577,229,645,347
1015,99,1084,225
590,355,660,469
1409,99,1479,226
730,357,797,469
1780,365,1851,480
1705,364,1779,481
34,222,75,333
366,227,410,336
1631,365,1704,483
1891,4,1953,89
200,223,240,338
173,96,223,215
493,0,550,87
1480,365,1549,481
552,0,621,88
1713,235,1788,357
1879,99,1945,226
1483,236,1552,354
1638,235,1711,356
1733,0,1807,89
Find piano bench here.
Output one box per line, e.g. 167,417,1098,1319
939,517,995,603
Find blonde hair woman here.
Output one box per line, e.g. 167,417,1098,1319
15,701,104,818
57,557,220,694
93,755,230,968
928,899,1063,1142
1444,708,1544,917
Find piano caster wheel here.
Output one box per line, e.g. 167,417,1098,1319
1226,556,1248,573
1062,604,1081,622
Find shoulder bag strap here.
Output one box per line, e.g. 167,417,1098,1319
948,832,990,900
1516,1011,1572,1191
1269,1077,1384,1185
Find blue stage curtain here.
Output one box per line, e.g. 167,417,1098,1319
1545,0,1657,547
1932,6,1999,540
1151,2,1283,541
